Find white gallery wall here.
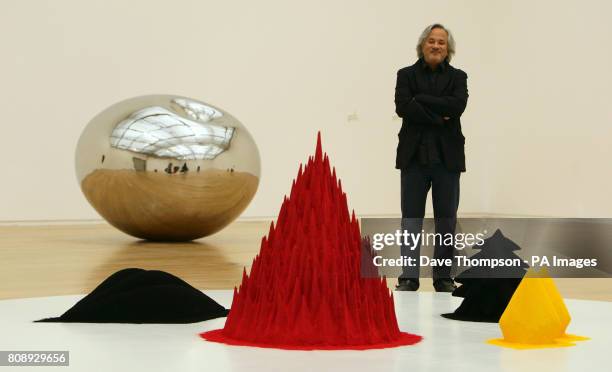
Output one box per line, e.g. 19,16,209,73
1,0,610,222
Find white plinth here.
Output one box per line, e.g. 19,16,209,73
0,291,609,371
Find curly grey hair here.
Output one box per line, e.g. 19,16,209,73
416,23,456,62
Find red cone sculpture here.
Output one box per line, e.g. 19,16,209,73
201,133,422,350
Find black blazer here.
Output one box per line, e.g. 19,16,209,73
394,58,469,172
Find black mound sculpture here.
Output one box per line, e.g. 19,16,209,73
442,229,529,323
36,268,229,324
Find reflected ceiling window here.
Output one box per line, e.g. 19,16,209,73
110,106,234,160
171,98,223,122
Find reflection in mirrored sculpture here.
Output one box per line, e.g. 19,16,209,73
110,106,234,160
171,98,223,122
75,95,260,241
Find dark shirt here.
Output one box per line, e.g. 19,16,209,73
415,58,447,166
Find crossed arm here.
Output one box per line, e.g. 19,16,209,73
394,70,468,125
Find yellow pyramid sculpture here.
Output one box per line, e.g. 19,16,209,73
487,268,589,349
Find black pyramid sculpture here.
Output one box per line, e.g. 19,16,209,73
36,268,229,324
442,229,529,322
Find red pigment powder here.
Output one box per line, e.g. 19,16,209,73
200,133,422,350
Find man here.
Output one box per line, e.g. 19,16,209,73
394,23,468,292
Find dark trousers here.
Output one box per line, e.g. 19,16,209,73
400,162,460,281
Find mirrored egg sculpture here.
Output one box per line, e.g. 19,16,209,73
75,95,260,241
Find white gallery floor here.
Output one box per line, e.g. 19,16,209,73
0,291,609,371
